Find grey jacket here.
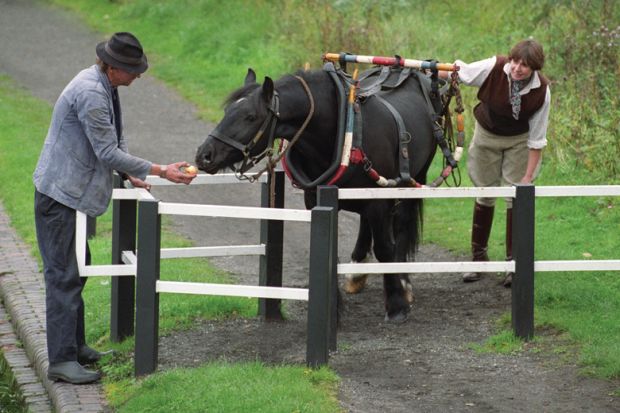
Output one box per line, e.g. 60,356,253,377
33,65,151,216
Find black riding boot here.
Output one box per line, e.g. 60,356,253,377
503,208,514,288
463,202,495,282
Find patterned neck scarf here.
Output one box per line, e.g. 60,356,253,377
509,76,530,120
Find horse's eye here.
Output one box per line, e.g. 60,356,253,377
245,114,257,122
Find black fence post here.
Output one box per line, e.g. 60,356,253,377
259,170,285,321
317,185,339,352
306,206,335,367
134,199,161,376
512,184,535,340
111,174,137,342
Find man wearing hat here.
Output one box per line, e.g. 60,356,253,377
33,32,195,384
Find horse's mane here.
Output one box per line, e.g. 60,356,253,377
223,68,330,109
223,83,261,108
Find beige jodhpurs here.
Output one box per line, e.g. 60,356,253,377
467,122,541,208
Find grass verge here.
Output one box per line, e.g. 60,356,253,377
0,352,26,413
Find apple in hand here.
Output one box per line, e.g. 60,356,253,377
184,165,198,175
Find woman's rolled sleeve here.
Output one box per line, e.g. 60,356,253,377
455,56,496,87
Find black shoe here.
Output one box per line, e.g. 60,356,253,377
48,361,101,384
78,345,103,365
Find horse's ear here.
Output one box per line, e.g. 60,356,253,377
244,69,256,86
262,77,274,103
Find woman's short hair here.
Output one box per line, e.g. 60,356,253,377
509,39,545,71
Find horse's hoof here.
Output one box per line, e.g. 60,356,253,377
384,309,409,323
344,274,368,294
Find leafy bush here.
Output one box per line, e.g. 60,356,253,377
541,2,619,179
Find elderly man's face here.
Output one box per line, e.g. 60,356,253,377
108,66,141,87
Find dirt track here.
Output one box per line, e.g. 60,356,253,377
0,1,618,411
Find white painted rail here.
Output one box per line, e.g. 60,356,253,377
156,281,309,300
337,185,620,200
158,202,312,222
335,185,620,276
338,186,515,199
535,260,620,272
144,172,267,186
338,261,515,274
79,185,620,277
535,185,620,197
160,245,265,259
338,260,620,274
112,188,155,201
76,211,137,277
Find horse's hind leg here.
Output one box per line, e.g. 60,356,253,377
382,273,411,323
344,215,372,294
393,201,417,305
368,204,411,322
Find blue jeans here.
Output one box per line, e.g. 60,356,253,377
34,190,89,364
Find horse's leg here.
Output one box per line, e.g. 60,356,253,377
344,214,372,294
392,200,420,305
367,202,411,322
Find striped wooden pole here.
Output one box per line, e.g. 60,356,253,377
322,52,458,72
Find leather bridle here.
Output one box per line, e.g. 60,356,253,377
207,75,314,182
208,91,280,177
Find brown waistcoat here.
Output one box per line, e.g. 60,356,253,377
474,56,549,136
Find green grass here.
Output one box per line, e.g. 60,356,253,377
469,330,526,355
111,363,339,412
0,353,26,413
0,76,49,251
425,156,620,378
0,75,340,410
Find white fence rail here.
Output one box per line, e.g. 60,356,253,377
77,173,272,277
75,176,619,375
334,185,620,274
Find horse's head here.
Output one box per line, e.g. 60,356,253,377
195,69,278,174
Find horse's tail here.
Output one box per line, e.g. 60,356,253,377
393,198,423,261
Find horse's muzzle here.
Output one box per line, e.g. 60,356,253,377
195,140,217,173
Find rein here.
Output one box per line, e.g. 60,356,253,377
248,75,315,182
209,75,315,183
209,91,280,178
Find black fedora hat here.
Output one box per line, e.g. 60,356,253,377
96,32,148,74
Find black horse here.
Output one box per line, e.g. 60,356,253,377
195,66,438,322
